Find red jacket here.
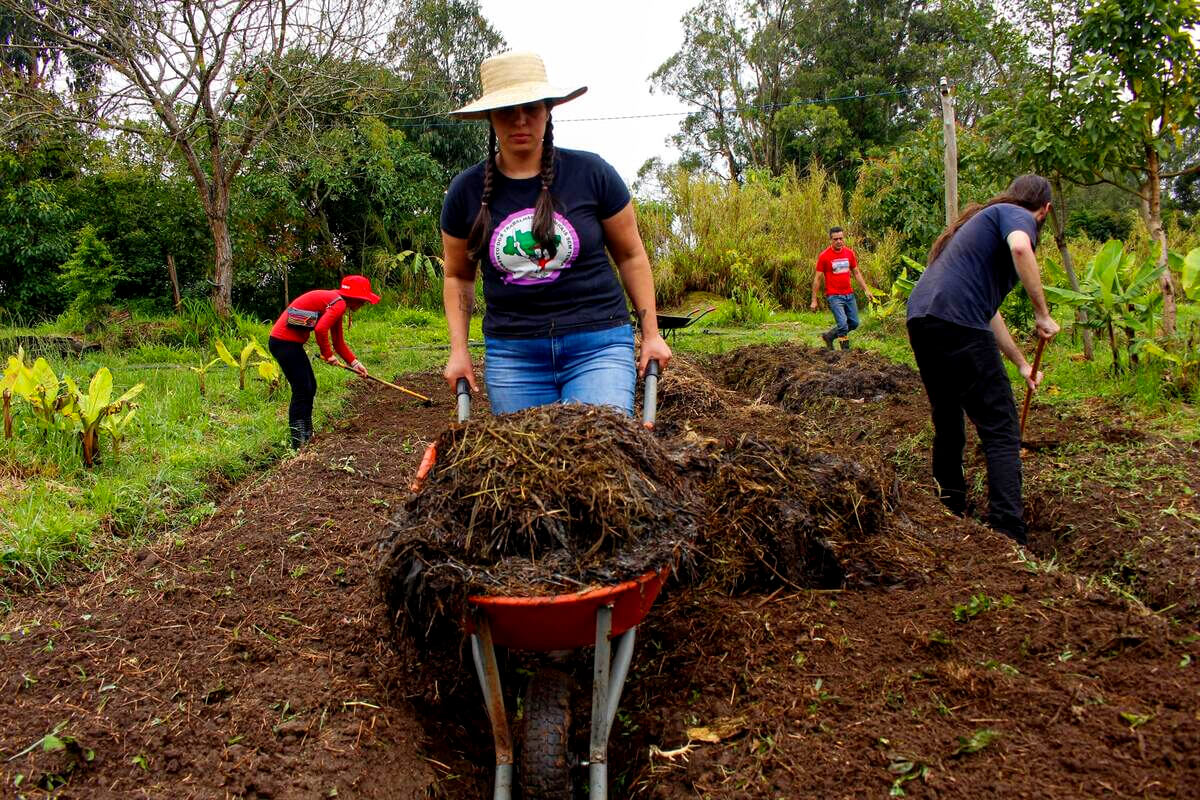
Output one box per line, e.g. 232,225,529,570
269,289,356,363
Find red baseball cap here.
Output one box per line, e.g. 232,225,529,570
338,275,380,304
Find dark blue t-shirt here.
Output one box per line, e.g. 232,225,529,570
907,203,1039,331
441,148,632,338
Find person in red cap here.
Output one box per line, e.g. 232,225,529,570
268,275,380,447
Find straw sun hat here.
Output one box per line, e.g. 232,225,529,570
450,51,587,120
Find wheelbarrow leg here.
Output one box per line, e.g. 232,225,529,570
470,618,513,800
589,605,638,800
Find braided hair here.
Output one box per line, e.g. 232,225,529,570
465,105,558,264
466,125,497,264
531,115,558,259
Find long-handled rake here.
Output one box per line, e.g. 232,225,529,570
330,361,432,406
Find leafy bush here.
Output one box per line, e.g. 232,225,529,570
59,225,123,322
1066,207,1134,243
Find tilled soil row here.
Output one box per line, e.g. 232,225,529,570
2,346,1198,799
0,376,451,799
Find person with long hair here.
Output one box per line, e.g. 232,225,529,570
439,51,671,415
906,174,1061,545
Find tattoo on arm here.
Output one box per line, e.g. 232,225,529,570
458,292,475,314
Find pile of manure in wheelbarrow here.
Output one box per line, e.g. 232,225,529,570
712,343,921,407
378,404,702,640
684,433,897,590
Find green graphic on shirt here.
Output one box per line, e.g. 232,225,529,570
503,228,561,268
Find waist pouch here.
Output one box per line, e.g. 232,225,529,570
285,307,321,330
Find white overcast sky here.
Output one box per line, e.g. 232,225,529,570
477,0,695,185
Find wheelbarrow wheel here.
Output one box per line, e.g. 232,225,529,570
520,666,574,799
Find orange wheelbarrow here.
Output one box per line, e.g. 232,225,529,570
427,366,666,799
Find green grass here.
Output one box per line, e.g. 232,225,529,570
0,304,476,583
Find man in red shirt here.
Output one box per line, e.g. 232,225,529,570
809,227,875,350
268,275,379,447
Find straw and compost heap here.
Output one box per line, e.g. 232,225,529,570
380,394,896,641
688,434,895,589
378,404,701,638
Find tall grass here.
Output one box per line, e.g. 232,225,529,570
638,164,847,310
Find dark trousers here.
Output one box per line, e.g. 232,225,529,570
268,336,316,446
907,316,1026,543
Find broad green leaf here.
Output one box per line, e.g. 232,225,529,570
87,367,114,410
1184,247,1200,301
1137,341,1179,365
112,383,145,407
1093,240,1123,306
214,339,237,368
1120,260,1165,302
31,358,59,401
1042,285,1092,305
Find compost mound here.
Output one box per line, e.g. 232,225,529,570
713,343,920,407
690,434,895,590
378,404,701,639
649,354,735,422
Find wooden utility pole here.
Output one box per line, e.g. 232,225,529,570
939,77,959,226
166,254,182,311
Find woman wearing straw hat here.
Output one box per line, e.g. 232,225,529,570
268,274,380,448
440,51,671,415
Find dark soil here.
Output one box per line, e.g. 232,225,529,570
2,344,1198,799
0,375,450,798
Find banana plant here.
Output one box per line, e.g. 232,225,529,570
59,367,145,467
9,356,71,437
215,338,268,390
255,359,283,397
1043,240,1164,372
190,356,222,397
100,407,138,460
874,256,923,319
1,348,27,438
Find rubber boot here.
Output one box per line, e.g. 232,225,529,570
838,338,850,351
289,419,305,449
301,418,314,446
821,330,835,350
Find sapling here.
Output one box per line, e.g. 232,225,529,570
190,357,221,397
59,367,145,467
216,338,268,390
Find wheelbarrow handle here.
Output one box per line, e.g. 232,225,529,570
641,359,660,430
456,377,471,423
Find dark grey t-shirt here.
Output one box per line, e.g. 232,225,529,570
907,203,1039,331
441,148,631,339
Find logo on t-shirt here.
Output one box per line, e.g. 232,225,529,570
831,257,851,274
489,209,580,285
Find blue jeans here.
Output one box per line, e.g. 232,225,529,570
827,293,860,339
484,324,636,415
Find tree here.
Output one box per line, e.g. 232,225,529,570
0,0,398,318
981,0,1096,357
387,0,504,174
1070,0,1200,335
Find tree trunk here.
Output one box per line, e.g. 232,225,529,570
1049,179,1093,359
166,253,182,311
1142,148,1177,335
209,208,234,319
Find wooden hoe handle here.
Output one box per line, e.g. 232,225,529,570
1019,337,1047,439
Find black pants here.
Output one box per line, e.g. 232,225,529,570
268,336,316,444
907,316,1026,543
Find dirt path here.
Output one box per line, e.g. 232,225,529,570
2,347,1198,799
0,375,450,798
